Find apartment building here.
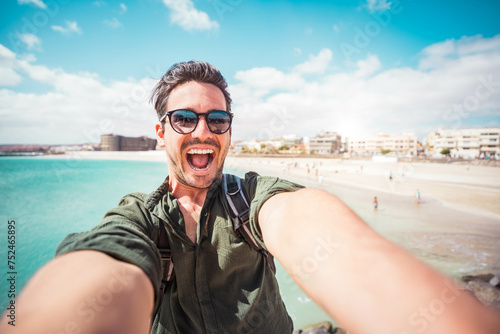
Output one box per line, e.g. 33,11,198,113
425,128,500,158
309,132,342,155
348,133,417,156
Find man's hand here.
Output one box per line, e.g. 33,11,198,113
0,250,154,334
259,188,500,334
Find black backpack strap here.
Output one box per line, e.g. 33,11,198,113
156,222,174,315
223,174,276,274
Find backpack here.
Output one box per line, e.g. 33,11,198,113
155,174,276,309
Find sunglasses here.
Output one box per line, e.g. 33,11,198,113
160,109,233,135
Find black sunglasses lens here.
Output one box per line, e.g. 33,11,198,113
171,110,197,133
207,111,231,134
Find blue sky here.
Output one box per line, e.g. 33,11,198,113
1,0,499,144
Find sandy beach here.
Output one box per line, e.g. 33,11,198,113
224,155,500,285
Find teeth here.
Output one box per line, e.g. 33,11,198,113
187,149,214,154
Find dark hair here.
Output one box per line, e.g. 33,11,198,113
150,60,232,123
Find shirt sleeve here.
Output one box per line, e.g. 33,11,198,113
55,193,163,308
244,172,304,250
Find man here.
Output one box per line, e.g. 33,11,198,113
2,61,499,334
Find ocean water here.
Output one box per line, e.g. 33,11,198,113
0,157,330,329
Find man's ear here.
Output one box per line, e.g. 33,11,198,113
155,124,165,147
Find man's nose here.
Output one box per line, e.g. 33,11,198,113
191,115,212,139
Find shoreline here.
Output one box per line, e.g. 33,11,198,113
35,151,500,218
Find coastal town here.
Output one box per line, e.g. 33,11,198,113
2,127,500,161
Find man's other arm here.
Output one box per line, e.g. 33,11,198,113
259,188,500,334
0,250,154,334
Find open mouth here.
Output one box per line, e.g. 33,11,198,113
186,148,215,171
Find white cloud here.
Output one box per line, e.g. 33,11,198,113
120,3,127,14
17,33,42,51
103,18,122,29
18,0,46,9
162,0,219,32
354,54,381,77
0,44,158,144
293,48,333,75
294,48,302,55
52,21,82,35
2,35,500,145
0,45,22,86
229,35,500,141
21,54,37,62
366,0,392,12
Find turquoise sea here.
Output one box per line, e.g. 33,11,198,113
0,157,331,329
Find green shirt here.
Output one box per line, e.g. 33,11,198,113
56,172,304,334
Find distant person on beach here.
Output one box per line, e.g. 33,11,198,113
373,196,378,210
3,61,499,334
415,189,421,204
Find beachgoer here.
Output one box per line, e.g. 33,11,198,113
415,189,421,204
3,61,499,334
373,196,378,210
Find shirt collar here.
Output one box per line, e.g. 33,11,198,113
145,175,224,214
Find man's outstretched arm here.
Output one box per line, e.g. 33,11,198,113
259,188,500,334
0,250,154,334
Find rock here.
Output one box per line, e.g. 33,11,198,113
461,273,494,283
489,275,500,288
333,328,348,334
463,281,500,312
292,321,347,334
460,272,500,312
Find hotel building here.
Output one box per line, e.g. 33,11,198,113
424,128,500,159
348,133,418,156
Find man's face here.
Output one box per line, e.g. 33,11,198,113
156,81,231,190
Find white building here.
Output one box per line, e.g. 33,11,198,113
309,132,342,155
233,139,283,153
425,128,500,159
348,133,417,156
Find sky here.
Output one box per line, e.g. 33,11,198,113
0,0,499,145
